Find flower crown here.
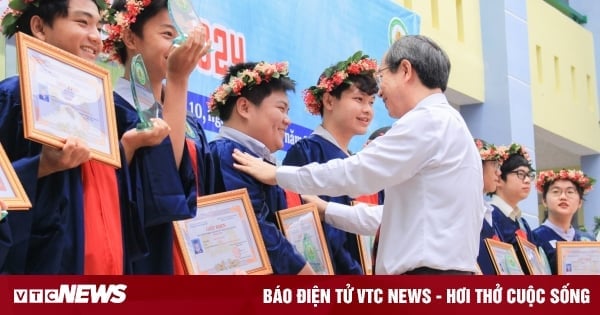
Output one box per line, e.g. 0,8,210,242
101,0,152,62
1,0,109,38
536,169,595,194
303,51,378,115
497,143,532,164
207,61,290,117
474,138,503,162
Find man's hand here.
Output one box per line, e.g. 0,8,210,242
232,149,277,186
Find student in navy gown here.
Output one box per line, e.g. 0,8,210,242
207,61,315,274
489,143,537,252
103,0,211,273
533,169,595,274
283,51,379,274
474,138,503,275
0,0,140,274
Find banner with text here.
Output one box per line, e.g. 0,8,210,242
184,0,419,159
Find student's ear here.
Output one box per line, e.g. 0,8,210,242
29,16,47,41
234,97,252,119
322,93,334,111
121,29,137,50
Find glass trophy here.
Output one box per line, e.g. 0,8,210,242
168,0,201,46
130,54,162,130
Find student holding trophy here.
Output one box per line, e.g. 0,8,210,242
103,0,212,274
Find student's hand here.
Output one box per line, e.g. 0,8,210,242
167,25,211,80
232,149,277,186
122,118,171,149
38,137,91,178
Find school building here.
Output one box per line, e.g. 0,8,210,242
398,0,600,232
1,0,599,234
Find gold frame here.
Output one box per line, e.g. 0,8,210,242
276,203,334,275
0,143,31,210
556,241,600,275
173,188,272,275
351,200,376,275
15,32,120,168
484,238,524,275
515,236,549,275
356,234,374,275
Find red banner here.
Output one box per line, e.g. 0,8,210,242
0,276,597,314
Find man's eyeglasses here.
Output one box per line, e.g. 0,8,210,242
508,170,536,182
375,67,389,86
548,187,579,198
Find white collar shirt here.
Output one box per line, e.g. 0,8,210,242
276,93,483,274
490,195,521,221
542,220,575,241
216,126,276,164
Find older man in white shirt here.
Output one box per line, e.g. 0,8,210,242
232,35,483,275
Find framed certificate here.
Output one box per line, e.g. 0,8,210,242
0,143,31,210
351,200,377,275
173,188,272,275
276,203,334,275
15,32,120,168
515,236,550,275
484,238,524,275
556,241,600,275
357,234,375,275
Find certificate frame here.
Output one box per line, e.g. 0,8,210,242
0,143,31,210
276,203,334,275
484,238,525,275
173,188,272,275
15,32,120,168
356,234,375,275
556,241,600,275
351,200,375,275
515,235,549,275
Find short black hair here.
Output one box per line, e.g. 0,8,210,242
218,62,296,121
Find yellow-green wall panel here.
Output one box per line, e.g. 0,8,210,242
396,0,485,104
528,0,600,151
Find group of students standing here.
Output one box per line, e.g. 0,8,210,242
475,140,595,274
0,0,594,276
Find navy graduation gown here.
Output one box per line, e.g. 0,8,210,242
209,138,306,274
0,76,129,274
477,220,497,275
113,93,197,274
532,225,595,275
185,114,216,197
283,134,363,275
491,205,536,265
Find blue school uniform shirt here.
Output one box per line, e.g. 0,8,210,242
532,220,596,274
209,126,306,274
282,126,363,274
113,78,197,274
489,195,536,246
